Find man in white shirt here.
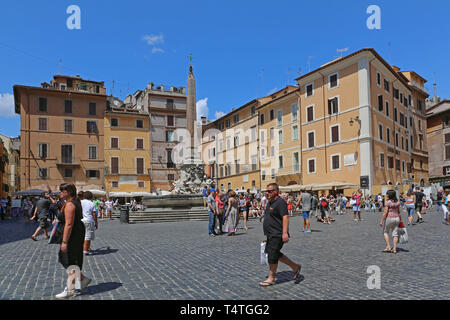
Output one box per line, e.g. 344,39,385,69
79,191,98,256
105,198,114,220
259,192,269,222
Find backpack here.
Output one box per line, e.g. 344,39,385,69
321,199,328,208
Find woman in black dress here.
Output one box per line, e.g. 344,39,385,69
55,183,92,299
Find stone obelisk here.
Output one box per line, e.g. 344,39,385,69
186,64,196,163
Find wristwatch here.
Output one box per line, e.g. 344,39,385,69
62,241,68,244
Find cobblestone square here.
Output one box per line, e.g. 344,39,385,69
0,208,449,300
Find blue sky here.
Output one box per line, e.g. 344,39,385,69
1,0,449,137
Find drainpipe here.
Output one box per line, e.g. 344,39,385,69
294,89,302,185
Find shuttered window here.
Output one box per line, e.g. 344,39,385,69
307,106,314,122
111,138,119,149
136,158,144,174
331,126,339,143
308,132,315,148
111,158,119,174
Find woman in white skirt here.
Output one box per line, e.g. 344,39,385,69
379,190,403,254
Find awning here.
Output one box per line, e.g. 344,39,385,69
87,190,106,196
109,192,132,197
130,192,153,197
14,189,46,197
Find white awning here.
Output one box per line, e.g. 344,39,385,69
130,192,153,197
109,192,132,197
87,190,106,196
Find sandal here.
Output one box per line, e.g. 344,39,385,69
382,248,392,253
293,265,302,280
31,236,37,241
392,250,397,255
259,280,276,287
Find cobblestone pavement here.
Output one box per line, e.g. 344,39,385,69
0,207,449,300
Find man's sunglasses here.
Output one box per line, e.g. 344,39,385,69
267,189,277,193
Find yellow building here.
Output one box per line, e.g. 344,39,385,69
104,99,151,196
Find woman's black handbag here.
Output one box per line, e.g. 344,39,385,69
48,220,64,244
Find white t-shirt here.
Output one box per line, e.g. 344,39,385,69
81,199,96,223
105,200,113,210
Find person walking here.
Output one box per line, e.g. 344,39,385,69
79,191,98,256
224,190,238,236
22,197,32,219
298,189,312,234
55,183,91,299
30,192,56,241
93,198,100,219
215,192,225,235
207,189,219,237
414,187,425,224
319,194,330,224
436,189,443,213
259,192,268,222
259,183,301,287
105,198,113,220
237,193,248,231
379,190,403,254
404,191,415,226
202,186,208,208
352,190,362,222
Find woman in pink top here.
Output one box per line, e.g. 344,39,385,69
379,190,403,254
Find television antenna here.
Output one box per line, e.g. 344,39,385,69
337,47,349,58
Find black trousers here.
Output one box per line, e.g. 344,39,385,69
215,214,223,234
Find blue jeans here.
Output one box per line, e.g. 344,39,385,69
436,201,442,212
208,210,216,235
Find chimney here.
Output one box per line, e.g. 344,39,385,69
170,86,175,92
201,116,207,125
159,85,164,92
392,66,400,72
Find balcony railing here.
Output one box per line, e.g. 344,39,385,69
56,157,81,166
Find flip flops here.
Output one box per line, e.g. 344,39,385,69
293,265,302,280
259,280,276,287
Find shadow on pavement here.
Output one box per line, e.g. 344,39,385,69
0,218,42,246
275,271,305,285
82,282,123,296
89,247,118,256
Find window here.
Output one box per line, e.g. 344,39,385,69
136,119,144,128
270,127,274,139
67,79,73,88
406,138,409,152
235,160,240,174
250,126,257,142
388,156,394,169
226,138,231,149
306,84,314,97
417,99,423,111
61,84,67,91
378,95,383,112
291,103,298,121
386,101,390,117
166,130,174,142
308,132,315,148
260,132,265,143
136,158,144,174
328,97,338,115
395,132,399,147
396,159,401,171
251,155,257,171
277,109,283,126
394,107,398,122
379,124,383,140
87,121,97,133
400,93,403,104
234,114,239,124
38,118,48,131
293,152,300,173
387,128,391,144
88,146,97,159
271,169,276,180
111,157,119,174
377,73,381,86
64,119,73,133
111,118,118,127
401,136,404,150
261,148,265,159
251,106,256,115
94,85,100,94
228,183,232,190
112,181,119,188
270,109,275,121
136,139,144,149
65,100,72,114
262,170,266,181
61,145,73,164
331,125,339,143
225,119,231,128
138,181,146,188
278,156,284,169
402,161,405,173
329,73,338,88
292,125,299,141
218,122,224,130
167,115,174,127
380,153,385,168
331,154,340,170
63,168,72,178
111,138,119,149
89,103,96,115
393,88,399,100
384,80,390,92
308,159,315,173
234,135,239,147
270,146,275,157
307,106,314,122
278,130,283,145
400,113,405,127
166,99,174,109
38,143,48,158
39,97,47,112
38,168,48,179
418,120,422,132
260,114,265,125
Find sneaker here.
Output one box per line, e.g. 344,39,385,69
354,219,358,222
80,277,92,290
55,287,76,299
209,234,216,237
306,230,312,234
301,228,305,232
83,251,91,256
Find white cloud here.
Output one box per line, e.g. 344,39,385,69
0,93,16,118
214,111,226,120
151,47,165,54
196,98,208,121
267,87,278,95
142,34,164,46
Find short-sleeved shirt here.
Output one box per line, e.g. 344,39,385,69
386,200,401,218
36,198,50,219
105,201,113,210
414,192,424,205
263,196,289,238
81,199,96,223
301,192,312,211
202,189,208,197
207,195,216,212
93,200,99,211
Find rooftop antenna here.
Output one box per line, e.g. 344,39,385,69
286,67,293,85
337,47,349,58
111,80,115,96
307,56,314,72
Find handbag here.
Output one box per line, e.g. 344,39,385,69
398,222,408,244
260,241,268,265
48,221,64,245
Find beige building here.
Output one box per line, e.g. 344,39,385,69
14,75,107,192
202,48,430,196
0,135,20,196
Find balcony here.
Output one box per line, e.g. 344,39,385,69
56,157,81,166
